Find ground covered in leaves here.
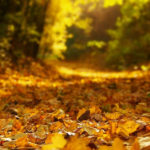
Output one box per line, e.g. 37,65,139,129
0,59,150,150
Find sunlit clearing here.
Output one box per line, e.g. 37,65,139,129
57,66,150,79
0,74,63,90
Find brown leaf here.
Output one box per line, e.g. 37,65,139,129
77,109,90,121
130,138,140,150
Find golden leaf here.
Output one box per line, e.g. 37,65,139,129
105,112,121,120
13,120,22,131
90,106,101,114
112,138,126,150
45,134,53,144
110,121,118,135
130,138,140,150
89,106,96,114
99,145,112,150
15,135,28,148
117,120,140,137
77,108,87,120
63,136,90,150
42,133,67,150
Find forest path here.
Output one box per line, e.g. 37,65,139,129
49,60,150,79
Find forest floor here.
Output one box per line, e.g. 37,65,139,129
0,59,150,150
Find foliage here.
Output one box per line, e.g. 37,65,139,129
87,40,106,49
106,0,150,69
63,0,121,61
2,0,150,68
64,25,89,60
0,0,102,60
0,0,124,62
104,0,123,7
0,0,44,61
39,0,99,59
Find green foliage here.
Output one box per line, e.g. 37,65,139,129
64,26,87,60
0,0,44,61
87,41,106,49
3,0,150,66
39,0,100,59
106,0,150,69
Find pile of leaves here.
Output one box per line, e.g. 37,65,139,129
0,60,150,150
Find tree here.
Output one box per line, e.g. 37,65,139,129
106,0,150,69
38,0,99,59
0,0,45,62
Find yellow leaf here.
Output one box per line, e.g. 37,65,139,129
105,112,121,120
112,138,126,150
13,119,22,131
63,136,90,150
15,135,28,148
77,108,86,120
42,133,67,150
110,121,118,135
99,145,112,150
90,106,101,114
89,106,96,114
45,134,53,144
117,121,140,137
130,138,140,150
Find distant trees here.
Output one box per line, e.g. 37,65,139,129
39,0,100,59
1,0,150,69
106,0,150,69
0,0,45,63
0,0,100,62
64,1,120,60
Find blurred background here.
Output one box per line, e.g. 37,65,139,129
0,0,150,70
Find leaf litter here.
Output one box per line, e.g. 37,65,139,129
0,60,150,150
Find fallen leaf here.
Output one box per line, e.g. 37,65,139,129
131,138,140,150
112,138,126,150
77,108,87,120
105,112,121,120
63,136,90,150
77,109,90,121
45,134,53,144
117,120,140,137
99,145,112,150
15,135,28,148
42,133,66,150
139,137,150,150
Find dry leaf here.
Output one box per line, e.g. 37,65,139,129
13,120,22,131
130,138,140,150
63,136,90,150
110,121,118,135
45,134,53,144
99,145,112,150
139,137,150,150
105,112,121,120
77,108,87,120
112,138,126,150
15,135,28,148
117,121,140,137
42,133,66,150
77,109,90,121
